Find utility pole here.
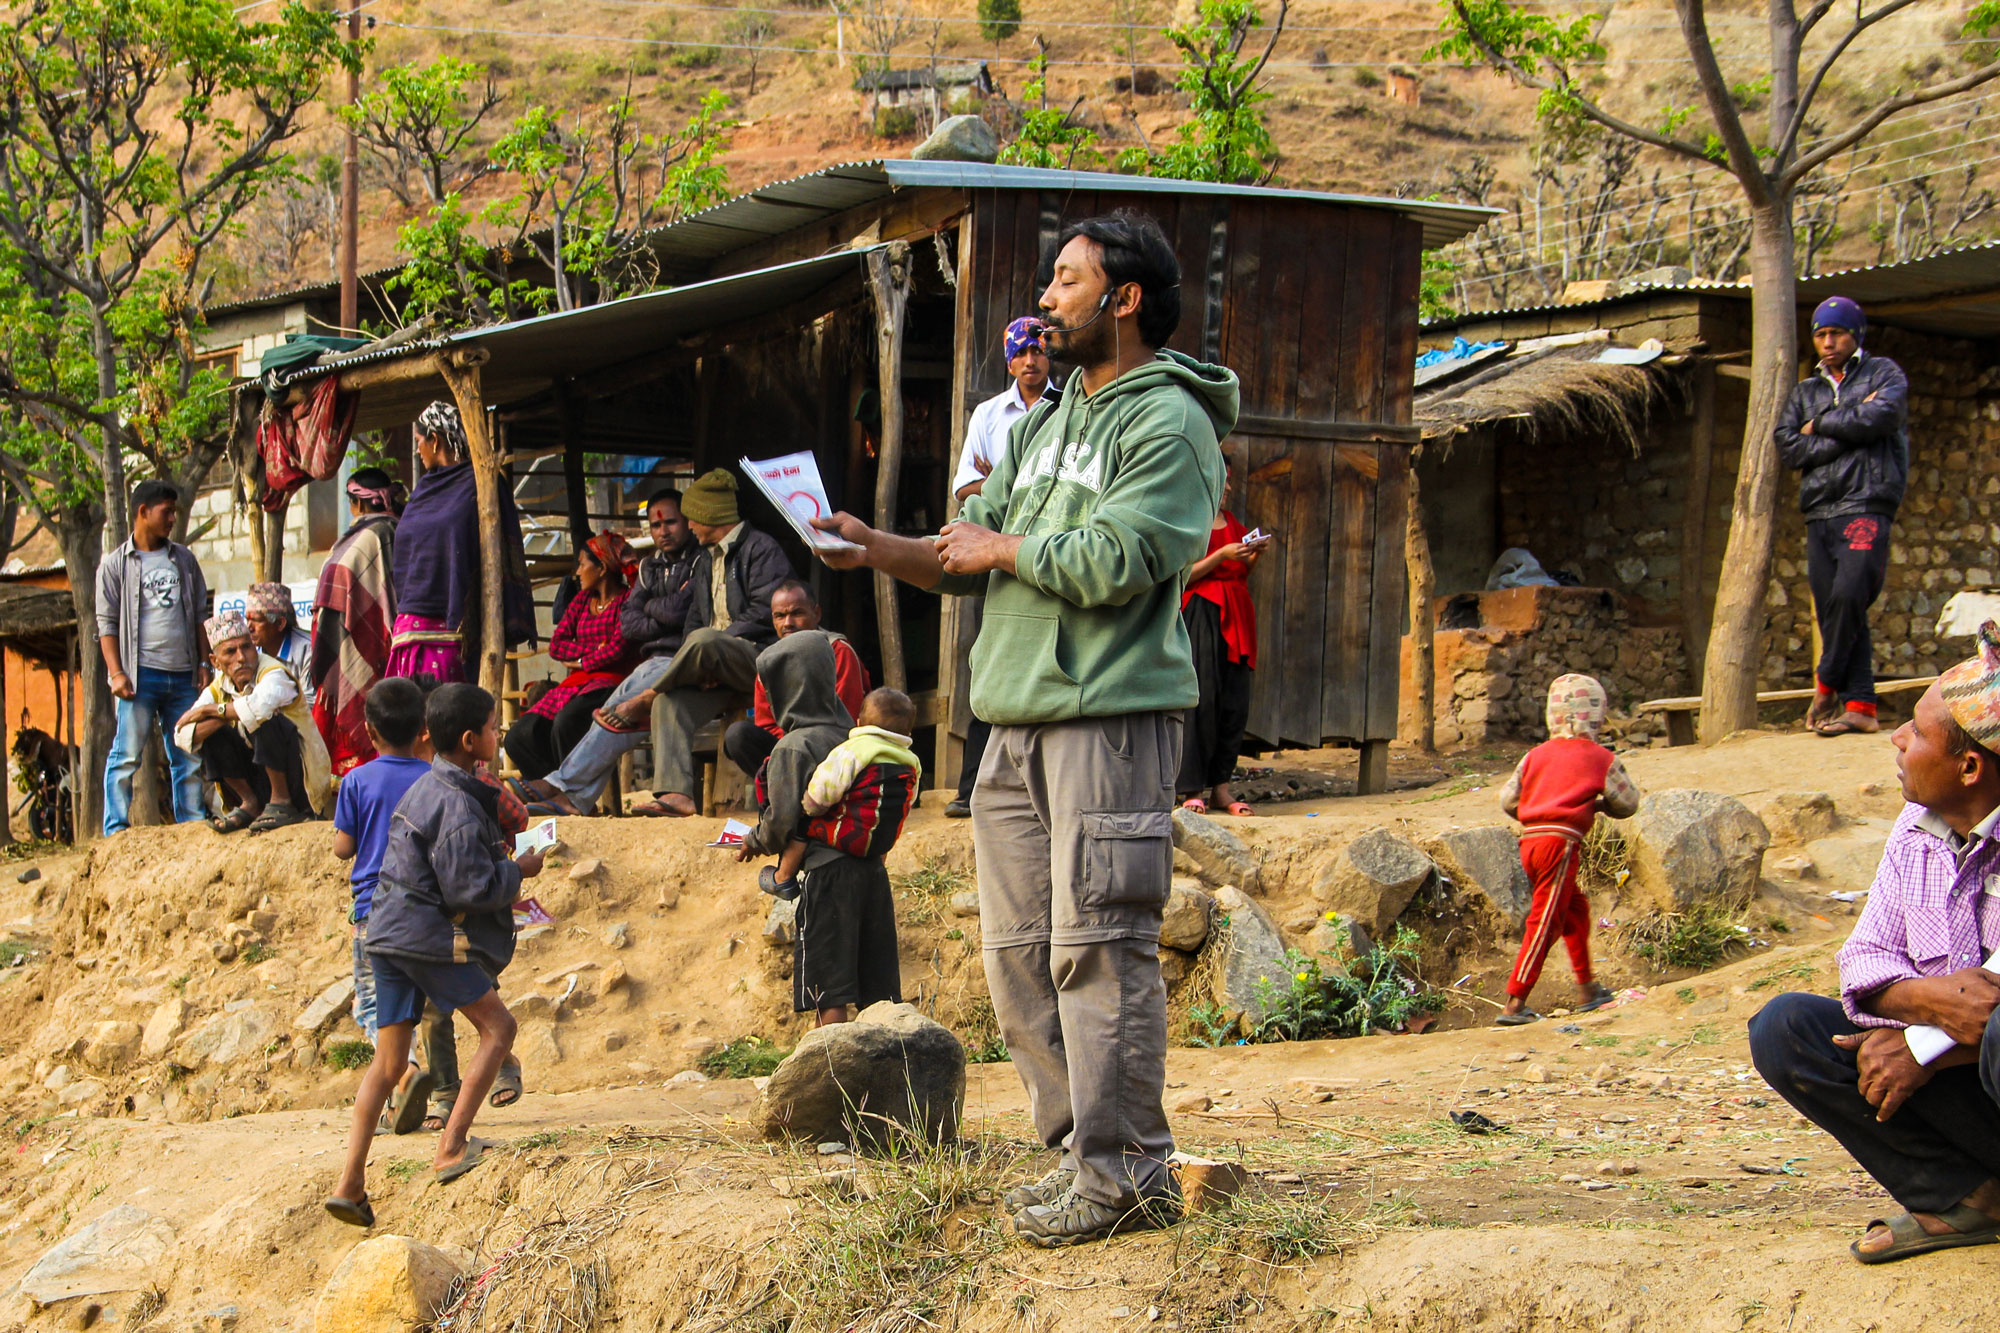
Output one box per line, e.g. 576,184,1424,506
339,0,360,332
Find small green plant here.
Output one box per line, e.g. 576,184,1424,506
325,1040,375,1071
515,1129,566,1150
960,1000,1009,1064
1767,916,1791,933
977,0,1021,42
1749,961,1819,992
1248,926,1445,1043
668,43,720,68
0,940,33,967
1351,66,1383,88
1675,986,1698,1004
169,974,190,992
873,105,919,137
1619,903,1746,970
1690,1023,1722,1045
385,1158,424,1182
699,1037,788,1079
1188,1188,1388,1261
997,49,1104,169
241,942,276,965
1182,1000,1238,1048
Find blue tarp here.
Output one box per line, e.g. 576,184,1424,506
1416,335,1507,369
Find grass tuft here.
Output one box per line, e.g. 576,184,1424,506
324,1040,374,1071
699,1036,788,1080
1616,903,1747,970
892,856,970,927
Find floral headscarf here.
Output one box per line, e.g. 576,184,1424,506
1545,673,1608,740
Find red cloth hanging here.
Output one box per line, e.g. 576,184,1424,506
257,375,359,513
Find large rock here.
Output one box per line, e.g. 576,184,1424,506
295,976,356,1033
756,1001,965,1144
1313,828,1433,934
20,1205,174,1307
1423,826,1533,932
1806,823,1893,891
762,898,797,948
910,114,999,163
172,1007,277,1067
1171,808,1261,893
311,1235,463,1333
81,1021,142,1072
1304,912,1372,961
141,998,191,1060
1744,791,1840,845
1615,789,1771,913
1160,879,1214,952
1209,886,1289,1026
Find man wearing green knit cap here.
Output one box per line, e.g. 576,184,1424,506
816,210,1237,1247
520,467,794,816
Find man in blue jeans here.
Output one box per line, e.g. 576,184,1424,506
96,479,211,835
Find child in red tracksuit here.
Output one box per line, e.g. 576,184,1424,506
1495,673,1640,1026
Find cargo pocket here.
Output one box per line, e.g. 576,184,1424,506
1079,809,1173,911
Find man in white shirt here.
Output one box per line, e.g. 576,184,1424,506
174,611,332,832
946,317,1058,818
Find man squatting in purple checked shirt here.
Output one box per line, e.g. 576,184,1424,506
1751,619,2000,1264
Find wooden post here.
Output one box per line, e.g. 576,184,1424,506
1680,361,1717,689
435,349,508,701
1357,740,1389,796
0,639,9,845
261,508,286,582
936,223,976,788
1404,446,1436,754
867,241,913,692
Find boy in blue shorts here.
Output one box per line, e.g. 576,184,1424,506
331,677,434,1131
327,684,540,1225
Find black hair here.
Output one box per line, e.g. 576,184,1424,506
1943,712,2000,776
131,479,180,515
424,682,494,756
364,677,427,749
772,578,818,606
860,686,916,734
646,486,684,511
1050,210,1182,349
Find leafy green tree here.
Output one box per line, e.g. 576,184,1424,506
1434,0,2000,739
998,50,1104,169
0,0,353,836
342,57,503,209
977,0,1022,43
1119,0,1285,183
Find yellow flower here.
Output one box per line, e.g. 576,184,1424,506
1295,970,1310,982
1323,911,1338,922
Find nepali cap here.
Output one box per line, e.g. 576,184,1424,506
246,581,292,624
205,611,252,646
1545,672,1609,740
1939,619,2000,751
1003,316,1046,361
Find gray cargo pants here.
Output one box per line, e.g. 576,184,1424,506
973,711,1180,1208
646,629,758,798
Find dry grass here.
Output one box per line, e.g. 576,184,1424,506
1577,820,1632,899
892,856,970,928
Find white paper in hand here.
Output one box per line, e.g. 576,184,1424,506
709,818,752,848
514,817,557,857
741,453,863,555
1905,947,2000,1064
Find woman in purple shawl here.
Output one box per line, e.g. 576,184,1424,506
386,401,535,683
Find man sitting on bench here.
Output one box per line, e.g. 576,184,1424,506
521,468,791,817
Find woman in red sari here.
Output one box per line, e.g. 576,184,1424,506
1179,462,1262,815
504,532,640,780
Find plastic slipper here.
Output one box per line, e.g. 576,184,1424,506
524,801,569,818
503,777,539,805
248,801,308,833
1575,992,1615,1014
209,806,258,834
1852,1205,2000,1264
489,1059,522,1109
324,1194,375,1228
1814,715,1879,738
1225,802,1255,817
1181,798,1208,814
392,1070,438,1136
1494,1011,1541,1026
630,798,693,818
436,1137,498,1185
592,706,650,735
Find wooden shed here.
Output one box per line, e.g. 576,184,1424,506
233,162,1489,794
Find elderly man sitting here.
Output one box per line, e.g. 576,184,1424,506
1751,622,2000,1263
173,612,332,833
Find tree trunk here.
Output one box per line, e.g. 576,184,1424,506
1698,197,1797,741
867,242,912,692
57,511,111,840
1404,454,1436,754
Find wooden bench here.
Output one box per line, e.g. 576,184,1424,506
1636,676,1938,746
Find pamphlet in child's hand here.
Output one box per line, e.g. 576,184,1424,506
740,453,862,555
515,817,557,857
1241,527,1273,548
512,898,555,927
709,818,752,848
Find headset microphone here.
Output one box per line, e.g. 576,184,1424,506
1042,291,1114,339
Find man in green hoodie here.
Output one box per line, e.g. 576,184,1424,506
815,210,1238,1246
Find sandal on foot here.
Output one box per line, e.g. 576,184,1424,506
436,1137,498,1185
630,797,692,818
209,806,258,834
392,1071,438,1136
503,777,541,804
592,705,650,735
489,1060,522,1109
325,1194,375,1228
1225,801,1255,817
1180,798,1208,814
248,801,308,833
1494,1010,1541,1027
1852,1205,2000,1264
1575,991,1616,1014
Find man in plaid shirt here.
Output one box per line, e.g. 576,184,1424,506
1751,623,2000,1264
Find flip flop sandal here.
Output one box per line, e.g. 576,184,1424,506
1852,1205,2000,1264
1225,802,1256,816
503,777,539,804
392,1071,438,1136
1494,1011,1542,1026
524,801,571,818
592,706,651,735
630,798,693,818
489,1060,523,1109
435,1137,499,1185
1575,993,1616,1014
1181,798,1208,814
209,806,258,834
1813,718,1873,738
248,802,308,833
324,1194,375,1228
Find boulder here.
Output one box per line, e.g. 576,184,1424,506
1171,808,1261,893
172,1008,277,1067
1744,791,1840,845
756,1001,965,1144
948,890,981,918
1423,826,1533,932
295,976,356,1033
311,1235,462,1333
763,899,797,948
1209,886,1289,1025
1160,879,1214,952
1614,789,1771,913
910,114,1000,163
141,998,192,1060
1312,828,1433,934
20,1206,174,1307
80,1022,142,1073
1303,912,1371,961
1157,947,1195,989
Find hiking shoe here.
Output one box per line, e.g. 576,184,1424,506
944,798,972,819
1000,1164,1077,1215
1013,1187,1183,1248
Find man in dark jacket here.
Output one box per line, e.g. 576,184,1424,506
1777,296,1909,737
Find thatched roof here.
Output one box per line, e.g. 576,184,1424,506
1416,336,1689,453
0,583,76,666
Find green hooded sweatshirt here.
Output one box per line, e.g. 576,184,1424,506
939,349,1239,725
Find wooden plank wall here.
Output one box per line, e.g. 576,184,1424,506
960,189,1423,747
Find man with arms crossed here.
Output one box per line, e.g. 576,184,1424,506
817,210,1237,1246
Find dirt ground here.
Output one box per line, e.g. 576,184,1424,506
0,726,1979,1332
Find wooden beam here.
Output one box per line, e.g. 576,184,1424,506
1403,451,1435,754
555,380,592,550
336,353,449,395
706,192,968,281
1232,415,1423,445
867,241,913,692
434,349,509,700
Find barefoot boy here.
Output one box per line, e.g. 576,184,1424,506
1494,673,1640,1026
327,684,540,1225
